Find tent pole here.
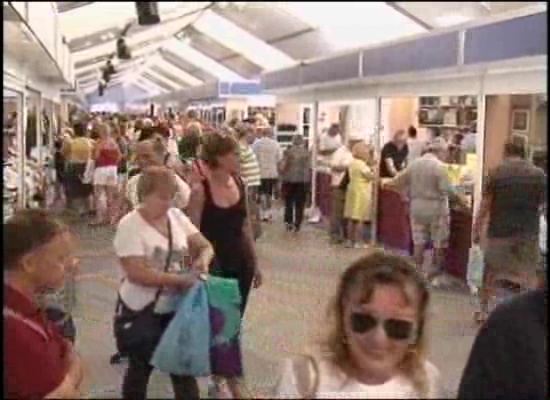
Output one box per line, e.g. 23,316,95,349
310,100,319,211
371,96,382,246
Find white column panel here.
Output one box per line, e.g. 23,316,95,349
143,67,183,90
343,100,377,144
10,1,27,20
27,2,56,59
483,68,546,95
153,59,203,86
163,39,244,81
136,76,168,94
193,10,295,71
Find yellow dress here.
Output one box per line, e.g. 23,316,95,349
344,159,373,222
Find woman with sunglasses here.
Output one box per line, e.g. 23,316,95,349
275,251,442,398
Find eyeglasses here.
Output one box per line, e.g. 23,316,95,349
350,312,416,341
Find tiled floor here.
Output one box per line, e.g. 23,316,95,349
69,219,479,399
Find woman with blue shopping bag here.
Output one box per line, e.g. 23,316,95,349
113,167,214,400
188,132,263,398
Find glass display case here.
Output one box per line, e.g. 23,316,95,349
3,87,24,220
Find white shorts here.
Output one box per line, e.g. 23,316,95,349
93,166,118,187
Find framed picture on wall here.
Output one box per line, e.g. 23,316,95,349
511,109,530,133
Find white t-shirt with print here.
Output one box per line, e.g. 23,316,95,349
113,208,199,314
126,172,191,210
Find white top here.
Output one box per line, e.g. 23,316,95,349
126,171,191,210
276,357,442,399
318,133,343,173
407,138,425,165
252,137,283,179
540,213,546,254
113,208,199,313
329,145,354,187
167,137,179,157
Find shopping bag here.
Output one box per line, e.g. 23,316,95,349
467,245,485,294
206,276,243,377
150,281,211,377
539,213,546,254
81,159,95,184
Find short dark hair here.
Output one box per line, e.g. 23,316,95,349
138,126,156,142
504,142,525,158
4,209,69,270
73,122,87,137
328,124,341,136
408,126,417,139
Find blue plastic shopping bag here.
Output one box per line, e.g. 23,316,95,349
150,281,211,376
467,245,485,294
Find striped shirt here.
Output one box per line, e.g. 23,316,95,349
239,143,261,187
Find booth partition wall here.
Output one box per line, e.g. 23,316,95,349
3,86,26,218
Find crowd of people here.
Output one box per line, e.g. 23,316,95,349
4,109,547,399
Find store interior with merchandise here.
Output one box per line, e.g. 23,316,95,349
3,1,546,281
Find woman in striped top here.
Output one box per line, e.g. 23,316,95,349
235,123,262,240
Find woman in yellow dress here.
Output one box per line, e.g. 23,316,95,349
344,142,376,248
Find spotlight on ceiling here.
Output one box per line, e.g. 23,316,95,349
135,2,160,26
117,38,132,60
102,60,116,83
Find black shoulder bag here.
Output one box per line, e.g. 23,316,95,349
113,217,173,362
339,169,350,192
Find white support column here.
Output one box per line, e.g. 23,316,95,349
473,76,487,223
371,96,382,245
310,101,319,212
18,91,27,208
36,93,43,168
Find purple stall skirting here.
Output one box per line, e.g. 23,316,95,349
377,188,412,252
315,172,332,218
377,188,472,280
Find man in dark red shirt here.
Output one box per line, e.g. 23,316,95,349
4,209,83,399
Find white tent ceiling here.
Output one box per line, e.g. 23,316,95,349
54,1,544,103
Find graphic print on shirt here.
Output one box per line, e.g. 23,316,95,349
151,246,188,313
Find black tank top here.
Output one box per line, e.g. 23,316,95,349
200,176,250,272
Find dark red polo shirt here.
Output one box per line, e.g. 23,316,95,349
4,285,68,399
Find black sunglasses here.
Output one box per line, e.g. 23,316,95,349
350,312,416,341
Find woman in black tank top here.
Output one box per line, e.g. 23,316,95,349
187,133,262,315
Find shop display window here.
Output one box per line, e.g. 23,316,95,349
3,88,23,219
484,93,547,175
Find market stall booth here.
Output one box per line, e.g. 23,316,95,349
261,6,547,280
4,2,76,217
154,80,276,128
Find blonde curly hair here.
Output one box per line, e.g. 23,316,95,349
322,251,431,396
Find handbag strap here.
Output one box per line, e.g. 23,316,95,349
115,215,173,313
152,216,173,305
